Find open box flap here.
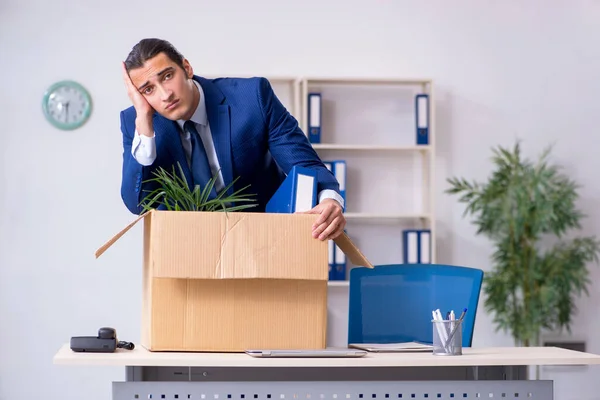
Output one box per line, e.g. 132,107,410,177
95,210,151,258
334,232,374,269
95,211,374,270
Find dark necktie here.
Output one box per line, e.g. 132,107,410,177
184,120,217,200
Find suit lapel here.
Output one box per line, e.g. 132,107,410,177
196,76,234,196
153,115,194,189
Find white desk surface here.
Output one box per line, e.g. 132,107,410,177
53,344,600,368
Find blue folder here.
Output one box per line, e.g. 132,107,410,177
265,165,318,213
415,94,429,145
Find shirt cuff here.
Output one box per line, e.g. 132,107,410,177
318,189,345,211
131,130,157,166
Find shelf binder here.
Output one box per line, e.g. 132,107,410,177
333,231,347,280
307,93,322,143
328,239,335,280
402,229,431,264
323,160,346,207
265,165,317,213
333,160,346,205
415,94,429,145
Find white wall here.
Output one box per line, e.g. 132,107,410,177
1,0,600,399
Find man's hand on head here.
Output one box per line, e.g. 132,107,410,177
122,62,155,117
299,198,346,241
122,62,155,137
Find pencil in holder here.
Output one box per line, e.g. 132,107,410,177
432,319,463,356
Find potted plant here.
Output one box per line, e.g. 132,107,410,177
140,163,258,212
446,141,600,349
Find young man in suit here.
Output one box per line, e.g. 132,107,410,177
120,38,345,241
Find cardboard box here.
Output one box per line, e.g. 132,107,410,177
96,210,372,352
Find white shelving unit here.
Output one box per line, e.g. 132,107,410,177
263,75,436,286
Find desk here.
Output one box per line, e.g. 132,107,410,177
54,344,600,400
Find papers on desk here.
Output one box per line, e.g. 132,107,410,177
349,342,433,353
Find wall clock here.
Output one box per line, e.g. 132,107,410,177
42,80,92,130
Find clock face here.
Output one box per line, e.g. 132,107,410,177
42,80,92,130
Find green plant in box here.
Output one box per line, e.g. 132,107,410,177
446,141,600,348
140,162,258,212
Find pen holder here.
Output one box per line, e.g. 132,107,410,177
432,319,463,356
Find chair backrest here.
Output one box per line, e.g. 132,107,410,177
348,264,483,347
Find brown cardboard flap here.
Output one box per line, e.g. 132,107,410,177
95,211,151,258
95,210,372,274
334,232,374,268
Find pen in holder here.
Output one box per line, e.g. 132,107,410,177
432,318,463,356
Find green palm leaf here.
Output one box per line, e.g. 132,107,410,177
139,162,258,213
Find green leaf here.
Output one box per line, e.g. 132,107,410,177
138,162,258,213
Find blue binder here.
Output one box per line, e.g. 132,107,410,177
402,229,431,264
334,235,347,280
323,160,346,206
265,165,318,213
333,160,346,204
307,93,322,143
415,94,429,145
328,239,336,280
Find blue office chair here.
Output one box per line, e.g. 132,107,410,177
348,264,484,347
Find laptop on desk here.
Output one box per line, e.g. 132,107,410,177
245,348,368,358
349,342,433,352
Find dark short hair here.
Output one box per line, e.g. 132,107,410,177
124,38,185,71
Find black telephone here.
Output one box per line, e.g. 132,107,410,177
70,327,135,353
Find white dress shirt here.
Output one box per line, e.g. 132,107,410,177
130,81,344,208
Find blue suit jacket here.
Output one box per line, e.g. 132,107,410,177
120,76,340,214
